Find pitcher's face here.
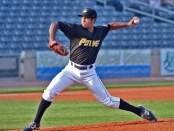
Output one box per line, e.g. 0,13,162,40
81,16,95,28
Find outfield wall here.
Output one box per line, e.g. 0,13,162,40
1,49,174,81
0,55,19,77
161,49,174,75
35,49,156,80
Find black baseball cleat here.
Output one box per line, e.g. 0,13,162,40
23,122,40,131
138,105,157,122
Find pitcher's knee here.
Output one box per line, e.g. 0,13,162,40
99,96,120,109
42,89,57,102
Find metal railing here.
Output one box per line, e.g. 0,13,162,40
125,7,174,24
96,0,174,25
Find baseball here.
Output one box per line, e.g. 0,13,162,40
133,18,140,24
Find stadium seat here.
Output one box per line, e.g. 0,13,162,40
0,0,174,54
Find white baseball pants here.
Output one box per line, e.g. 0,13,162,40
42,61,120,108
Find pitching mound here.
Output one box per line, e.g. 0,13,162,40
40,119,174,131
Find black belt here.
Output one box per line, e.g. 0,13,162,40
71,62,93,70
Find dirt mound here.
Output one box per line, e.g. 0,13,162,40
0,87,174,101
40,119,174,131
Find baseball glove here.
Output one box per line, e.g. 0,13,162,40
48,42,69,56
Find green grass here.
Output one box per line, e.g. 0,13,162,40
0,81,174,94
0,87,45,94
0,100,174,129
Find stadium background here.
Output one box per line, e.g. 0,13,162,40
1,0,174,85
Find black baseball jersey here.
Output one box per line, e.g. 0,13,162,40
58,21,110,65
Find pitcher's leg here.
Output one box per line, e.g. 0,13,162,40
23,70,75,131
34,72,74,123
83,74,157,121
83,74,120,108
83,75,146,118
43,70,75,101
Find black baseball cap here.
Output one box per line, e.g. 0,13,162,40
78,8,97,18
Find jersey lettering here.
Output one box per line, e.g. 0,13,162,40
79,38,100,47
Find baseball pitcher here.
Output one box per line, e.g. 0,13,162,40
23,8,157,131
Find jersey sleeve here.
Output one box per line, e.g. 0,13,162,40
100,25,110,40
58,21,76,39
